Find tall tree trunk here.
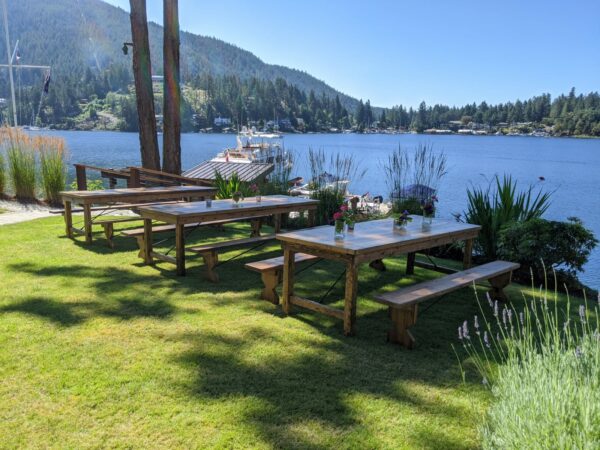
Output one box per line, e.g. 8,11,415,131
162,0,181,174
129,0,160,170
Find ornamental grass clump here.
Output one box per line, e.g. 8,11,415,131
2,127,37,201
37,136,67,205
456,281,600,449
0,152,5,197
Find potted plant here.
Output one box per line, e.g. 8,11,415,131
333,211,345,240
232,191,244,206
421,195,438,230
394,210,413,231
250,183,261,202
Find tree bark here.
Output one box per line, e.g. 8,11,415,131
162,0,181,174
129,0,160,170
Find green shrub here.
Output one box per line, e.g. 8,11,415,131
213,171,252,199
456,286,600,449
0,152,5,196
69,179,105,191
498,217,597,285
38,136,67,205
462,175,551,259
7,143,36,202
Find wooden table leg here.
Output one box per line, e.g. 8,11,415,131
463,238,474,269
83,204,93,244
307,209,316,227
64,200,73,238
274,214,282,233
281,247,296,315
175,223,186,276
343,261,359,336
143,218,154,265
250,218,262,237
406,252,416,275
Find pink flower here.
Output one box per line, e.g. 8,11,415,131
340,205,348,212
333,212,343,221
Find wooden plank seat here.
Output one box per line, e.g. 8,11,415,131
188,235,276,283
245,253,320,304
122,217,267,258
373,261,520,349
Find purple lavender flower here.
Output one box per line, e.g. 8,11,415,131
507,309,513,324
579,305,586,323
496,333,501,342
486,292,493,308
458,326,463,340
462,321,470,340
502,308,508,327
563,320,570,332
575,346,583,358
484,331,491,349
474,315,480,335
519,312,524,326
493,301,499,317
482,377,488,385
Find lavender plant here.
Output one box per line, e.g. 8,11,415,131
455,280,600,448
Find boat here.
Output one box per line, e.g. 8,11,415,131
211,126,287,165
288,172,351,197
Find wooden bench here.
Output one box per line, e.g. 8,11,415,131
122,217,266,258
188,235,276,283
49,200,182,215
245,253,320,304
373,260,520,348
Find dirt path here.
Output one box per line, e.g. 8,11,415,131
0,200,53,225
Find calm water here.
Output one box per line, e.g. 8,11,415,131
31,130,600,288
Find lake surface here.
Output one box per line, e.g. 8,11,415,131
31,130,600,288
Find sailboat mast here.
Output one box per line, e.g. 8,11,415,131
1,0,17,127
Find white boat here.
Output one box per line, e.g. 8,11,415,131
288,172,351,197
211,126,287,164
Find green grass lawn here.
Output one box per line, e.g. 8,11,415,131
0,216,551,448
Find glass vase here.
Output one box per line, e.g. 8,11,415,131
346,220,355,232
422,214,433,231
394,219,408,232
334,219,345,240
255,194,262,203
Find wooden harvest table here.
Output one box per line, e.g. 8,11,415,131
276,217,481,336
60,186,216,244
137,195,319,276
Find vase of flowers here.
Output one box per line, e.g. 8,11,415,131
341,204,356,231
250,183,261,202
421,195,438,230
232,191,244,206
333,211,345,240
394,210,412,231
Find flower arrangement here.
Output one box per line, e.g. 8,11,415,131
249,183,261,202
394,210,413,230
421,195,438,217
333,210,345,239
232,191,243,205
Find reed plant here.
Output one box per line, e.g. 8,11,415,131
456,280,600,448
307,148,366,225
261,147,295,195
0,151,5,197
2,127,37,201
37,136,67,205
383,144,447,213
462,175,551,259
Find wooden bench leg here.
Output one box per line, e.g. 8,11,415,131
488,272,512,302
406,252,416,275
250,218,262,237
135,236,145,259
388,305,418,349
102,223,115,249
202,250,219,283
260,270,281,304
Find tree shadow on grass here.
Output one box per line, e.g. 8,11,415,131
172,325,482,450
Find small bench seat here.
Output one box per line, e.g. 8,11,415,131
373,261,519,348
188,235,276,282
123,217,267,257
245,253,320,304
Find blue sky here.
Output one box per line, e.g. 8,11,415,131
104,0,600,108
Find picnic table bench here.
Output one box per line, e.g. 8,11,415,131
373,260,519,348
59,186,216,245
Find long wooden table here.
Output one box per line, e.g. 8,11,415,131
276,217,481,336
60,186,216,244
137,195,319,276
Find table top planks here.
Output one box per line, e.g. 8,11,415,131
60,185,217,204
137,195,319,224
276,217,481,256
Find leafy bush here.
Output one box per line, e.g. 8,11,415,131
69,179,105,191
457,285,600,449
498,217,597,284
462,175,551,259
37,136,67,205
308,148,365,225
213,171,252,199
